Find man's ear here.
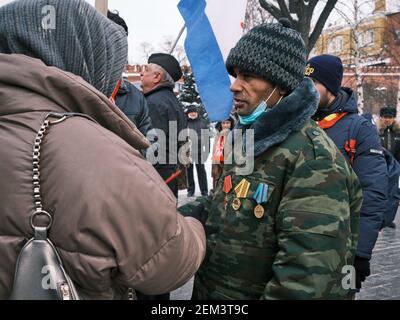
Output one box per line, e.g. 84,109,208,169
153,72,162,85
278,86,288,96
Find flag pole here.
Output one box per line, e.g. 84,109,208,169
169,24,186,54
95,0,108,16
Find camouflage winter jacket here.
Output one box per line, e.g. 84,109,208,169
179,78,362,300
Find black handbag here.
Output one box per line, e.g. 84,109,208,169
9,113,95,300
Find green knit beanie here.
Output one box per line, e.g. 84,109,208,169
226,18,307,92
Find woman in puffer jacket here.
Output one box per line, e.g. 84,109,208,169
0,0,205,300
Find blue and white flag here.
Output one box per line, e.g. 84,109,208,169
178,0,246,122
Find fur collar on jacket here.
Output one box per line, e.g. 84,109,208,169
236,77,319,156
377,119,400,135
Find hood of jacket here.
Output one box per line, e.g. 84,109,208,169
329,87,358,114
0,54,149,150
313,87,357,120
236,77,319,156
0,0,127,98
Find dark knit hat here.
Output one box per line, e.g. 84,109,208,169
148,53,182,82
0,0,128,98
215,115,236,131
226,18,307,92
305,54,343,96
380,106,396,117
186,105,198,114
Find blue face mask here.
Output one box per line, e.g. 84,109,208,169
238,86,278,125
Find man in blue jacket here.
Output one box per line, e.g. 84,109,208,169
115,78,153,136
107,10,153,137
306,54,388,292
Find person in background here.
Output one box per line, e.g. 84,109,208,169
114,77,153,136
211,116,235,190
186,105,210,197
378,106,400,162
107,10,153,137
141,53,187,200
306,54,388,293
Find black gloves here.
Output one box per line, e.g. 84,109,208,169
354,256,371,289
183,203,219,237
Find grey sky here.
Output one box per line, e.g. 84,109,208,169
88,0,185,64
0,0,185,64
1,0,399,64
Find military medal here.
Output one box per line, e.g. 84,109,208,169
232,178,250,211
254,205,264,219
231,197,242,211
252,183,269,218
223,175,232,210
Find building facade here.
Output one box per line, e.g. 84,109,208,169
313,0,400,116
124,64,185,95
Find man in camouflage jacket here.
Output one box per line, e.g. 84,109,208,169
179,19,362,300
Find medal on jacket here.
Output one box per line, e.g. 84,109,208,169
252,183,269,218
223,175,232,210
232,178,250,211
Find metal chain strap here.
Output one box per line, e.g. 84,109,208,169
30,113,98,230
32,118,50,212
32,114,69,217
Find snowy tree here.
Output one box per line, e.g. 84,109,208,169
178,71,209,123
138,41,154,61
331,0,379,114
159,36,188,65
243,0,274,32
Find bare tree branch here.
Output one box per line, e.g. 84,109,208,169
245,0,275,32
308,0,338,53
277,0,294,24
138,42,154,61
258,0,338,55
309,0,319,11
259,0,283,20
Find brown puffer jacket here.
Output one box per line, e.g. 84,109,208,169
0,54,206,299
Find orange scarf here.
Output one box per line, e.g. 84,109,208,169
317,112,348,129
213,135,225,164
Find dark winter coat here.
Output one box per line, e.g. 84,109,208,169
187,116,210,162
316,87,388,260
378,120,400,162
114,79,153,136
145,85,187,167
